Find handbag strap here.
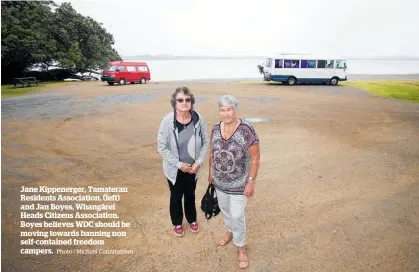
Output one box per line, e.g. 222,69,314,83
205,212,212,219
205,184,215,219
209,184,216,197
205,184,212,195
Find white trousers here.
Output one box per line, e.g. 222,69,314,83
216,189,248,247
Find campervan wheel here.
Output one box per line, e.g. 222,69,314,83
287,77,297,85
329,77,339,86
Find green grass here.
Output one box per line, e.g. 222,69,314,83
343,80,419,102
1,81,71,98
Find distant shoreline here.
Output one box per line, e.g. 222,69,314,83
123,56,419,61
149,73,419,83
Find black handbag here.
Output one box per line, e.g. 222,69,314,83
201,184,221,219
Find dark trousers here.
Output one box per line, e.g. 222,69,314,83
167,170,197,226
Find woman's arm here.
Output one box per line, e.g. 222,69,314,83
248,143,260,183
208,145,213,184
157,118,183,169
195,118,209,166
244,143,260,197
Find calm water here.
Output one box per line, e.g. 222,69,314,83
132,59,419,81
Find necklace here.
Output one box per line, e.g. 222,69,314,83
222,118,238,144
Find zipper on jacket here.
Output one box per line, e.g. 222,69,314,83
173,128,180,151
194,126,197,162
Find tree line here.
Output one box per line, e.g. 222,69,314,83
1,1,121,83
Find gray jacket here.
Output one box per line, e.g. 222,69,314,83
157,110,209,184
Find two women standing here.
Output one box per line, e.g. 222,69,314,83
158,88,260,269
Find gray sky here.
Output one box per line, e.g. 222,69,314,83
57,0,419,57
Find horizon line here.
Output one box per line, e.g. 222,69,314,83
122,54,419,58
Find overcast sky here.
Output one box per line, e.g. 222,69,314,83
57,0,419,57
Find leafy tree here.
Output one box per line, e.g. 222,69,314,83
1,1,57,80
1,1,121,82
51,2,121,73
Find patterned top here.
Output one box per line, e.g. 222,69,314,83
211,119,259,195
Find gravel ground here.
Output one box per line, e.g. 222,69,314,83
2,79,418,272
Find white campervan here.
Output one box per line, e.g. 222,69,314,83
258,55,348,85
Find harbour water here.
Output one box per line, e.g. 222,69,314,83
130,58,419,81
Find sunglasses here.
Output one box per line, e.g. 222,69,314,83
177,98,192,103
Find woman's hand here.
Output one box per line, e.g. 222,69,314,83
180,163,192,173
188,163,200,174
208,173,213,184
244,181,254,197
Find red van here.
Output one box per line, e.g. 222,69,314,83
101,61,151,85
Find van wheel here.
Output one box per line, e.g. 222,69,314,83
287,76,297,85
140,77,146,84
330,77,339,86
119,78,126,85
107,82,114,86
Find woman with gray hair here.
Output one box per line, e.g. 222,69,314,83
208,95,260,269
157,86,209,237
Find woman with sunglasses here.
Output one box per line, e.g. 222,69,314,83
157,86,209,237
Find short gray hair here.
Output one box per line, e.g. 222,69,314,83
218,95,238,110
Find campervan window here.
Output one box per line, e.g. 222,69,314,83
308,60,316,68
116,66,125,71
284,60,300,68
335,60,347,69
274,59,283,68
317,60,326,68
265,58,272,67
326,60,334,68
